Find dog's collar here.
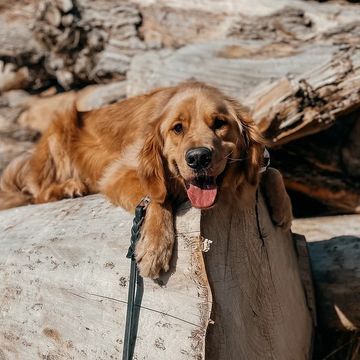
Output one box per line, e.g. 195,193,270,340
259,148,270,173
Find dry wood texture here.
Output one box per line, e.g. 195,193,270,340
202,191,313,360
0,196,211,359
0,193,315,359
293,214,360,331
251,49,360,145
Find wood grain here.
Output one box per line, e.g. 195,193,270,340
0,192,315,359
202,189,313,360
0,195,210,359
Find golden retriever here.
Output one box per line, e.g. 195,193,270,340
0,81,292,278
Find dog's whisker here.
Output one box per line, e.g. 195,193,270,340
224,149,235,160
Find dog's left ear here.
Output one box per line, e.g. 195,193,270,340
138,125,167,203
228,99,265,185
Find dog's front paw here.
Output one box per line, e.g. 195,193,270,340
270,207,292,231
62,179,88,198
135,236,173,279
261,167,293,232
135,202,174,279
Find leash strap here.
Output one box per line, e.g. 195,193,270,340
123,197,150,360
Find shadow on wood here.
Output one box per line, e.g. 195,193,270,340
293,215,360,332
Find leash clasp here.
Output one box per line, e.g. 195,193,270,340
138,196,151,209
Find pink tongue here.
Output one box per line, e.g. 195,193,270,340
187,184,218,209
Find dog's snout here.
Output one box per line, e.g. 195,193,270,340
185,147,212,170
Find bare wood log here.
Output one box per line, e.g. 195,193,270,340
293,215,360,331
0,62,30,93
0,192,313,359
32,0,144,88
0,90,39,174
250,48,360,145
0,137,34,175
0,196,210,359
138,5,322,49
126,41,338,99
0,2,39,59
202,190,313,359
134,0,360,30
75,81,127,112
1,0,360,92
0,1,144,90
127,41,360,146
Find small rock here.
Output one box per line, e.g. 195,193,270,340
55,0,73,13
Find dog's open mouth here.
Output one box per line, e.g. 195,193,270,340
185,176,218,209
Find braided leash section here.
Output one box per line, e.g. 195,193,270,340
126,197,151,260
123,197,150,360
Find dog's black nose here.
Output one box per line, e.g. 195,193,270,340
185,147,212,170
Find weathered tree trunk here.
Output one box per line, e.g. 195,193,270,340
0,196,210,359
0,194,314,359
202,192,313,359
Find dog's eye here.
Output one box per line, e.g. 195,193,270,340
213,118,228,130
172,123,183,134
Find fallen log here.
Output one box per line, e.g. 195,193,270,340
250,48,360,145
127,41,360,147
0,193,313,359
0,196,210,359
293,214,360,331
126,41,339,102
202,191,313,359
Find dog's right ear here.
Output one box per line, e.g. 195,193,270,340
226,98,265,186
138,126,167,204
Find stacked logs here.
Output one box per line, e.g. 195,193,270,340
0,0,359,217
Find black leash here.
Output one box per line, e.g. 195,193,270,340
122,197,150,360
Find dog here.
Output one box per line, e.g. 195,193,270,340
0,81,292,278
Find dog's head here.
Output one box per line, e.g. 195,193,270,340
139,82,264,208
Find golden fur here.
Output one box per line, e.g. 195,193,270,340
0,81,291,278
